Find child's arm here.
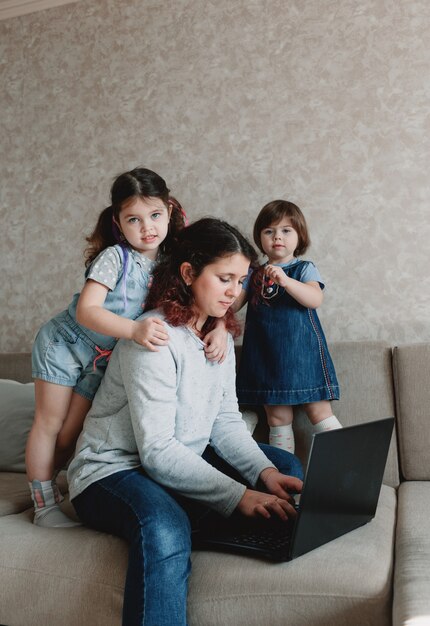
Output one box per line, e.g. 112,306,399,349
203,320,229,363
76,280,169,350
265,265,323,309
204,284,249,362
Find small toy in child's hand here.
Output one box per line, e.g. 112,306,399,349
261,274,279,299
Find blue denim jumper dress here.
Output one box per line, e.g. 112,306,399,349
32,245,155,400
236,259,339,406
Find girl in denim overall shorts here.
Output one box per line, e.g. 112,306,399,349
236,200,341,453
26,168,207,528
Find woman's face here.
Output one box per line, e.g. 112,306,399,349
184,253,250,331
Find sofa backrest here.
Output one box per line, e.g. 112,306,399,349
297,342,399,488
244,341,400,488
0,353,32,383
393,343,430,481
0,346,400,487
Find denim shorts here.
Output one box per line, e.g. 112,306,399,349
32,311,112,401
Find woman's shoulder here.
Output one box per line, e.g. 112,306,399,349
132,311,189,344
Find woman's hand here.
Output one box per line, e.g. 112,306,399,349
131,317,169,350
236,488,297,521
203,323,228,363
260,468,303,502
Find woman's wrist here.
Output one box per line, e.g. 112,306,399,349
260,467,279,486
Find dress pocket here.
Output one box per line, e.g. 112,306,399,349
52,322,78,345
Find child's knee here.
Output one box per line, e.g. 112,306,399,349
33,410,65,437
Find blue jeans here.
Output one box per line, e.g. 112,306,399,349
72,445,303,626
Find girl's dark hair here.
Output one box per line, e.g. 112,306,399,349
253,199,310,256
145,218,258,337
251,200,310,307
84,167,185,266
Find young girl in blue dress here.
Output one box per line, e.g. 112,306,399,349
236,199,341,453
26,167,225,528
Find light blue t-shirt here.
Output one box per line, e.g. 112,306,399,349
67,245,156,349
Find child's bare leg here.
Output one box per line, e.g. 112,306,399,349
264,405,295,453
304,401,342,432
26,380,83,527
54,392,92,471
26,380,75,481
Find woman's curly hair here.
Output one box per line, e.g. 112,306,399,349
145,218,257,338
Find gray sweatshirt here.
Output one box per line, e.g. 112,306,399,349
68,312,275,516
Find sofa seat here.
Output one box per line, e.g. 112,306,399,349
393,481,430,626
0,343,403,626
0,504,127,626
188,485,396,626
0,482,395,626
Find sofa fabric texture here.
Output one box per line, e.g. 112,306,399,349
0,342,427,626
0,380,34,472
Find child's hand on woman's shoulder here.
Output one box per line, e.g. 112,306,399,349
132,317,169,351
203,323,228,363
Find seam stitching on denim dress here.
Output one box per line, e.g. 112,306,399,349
307,308,336,400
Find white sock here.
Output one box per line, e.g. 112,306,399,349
29,479,81,528
29,479,58,509
313,415,342,433
269,424,295,453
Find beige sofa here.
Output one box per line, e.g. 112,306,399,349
0,342,429,626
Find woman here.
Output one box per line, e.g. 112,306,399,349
68,218,303,626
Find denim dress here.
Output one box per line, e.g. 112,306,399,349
236,258,339,406
32,245,156,400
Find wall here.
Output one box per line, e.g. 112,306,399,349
2,0,430,352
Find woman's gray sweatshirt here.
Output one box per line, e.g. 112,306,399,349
68,312,275,516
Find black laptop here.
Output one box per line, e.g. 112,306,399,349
192,417,394,562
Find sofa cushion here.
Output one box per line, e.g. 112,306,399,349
0,508,127,626
292,342,399,488
0,485,395,626
0,379,34,472
393,344,430,480
0,472,32,516
0,353,32,383
393,481,430,626
188,485,396,626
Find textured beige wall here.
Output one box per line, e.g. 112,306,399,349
2,0,430,352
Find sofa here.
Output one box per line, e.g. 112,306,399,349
0,341,429,626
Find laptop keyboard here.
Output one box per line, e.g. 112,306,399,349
229,527,292,551
204,523,295,561
193,510,297,561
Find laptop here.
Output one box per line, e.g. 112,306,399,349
192,417,395,562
